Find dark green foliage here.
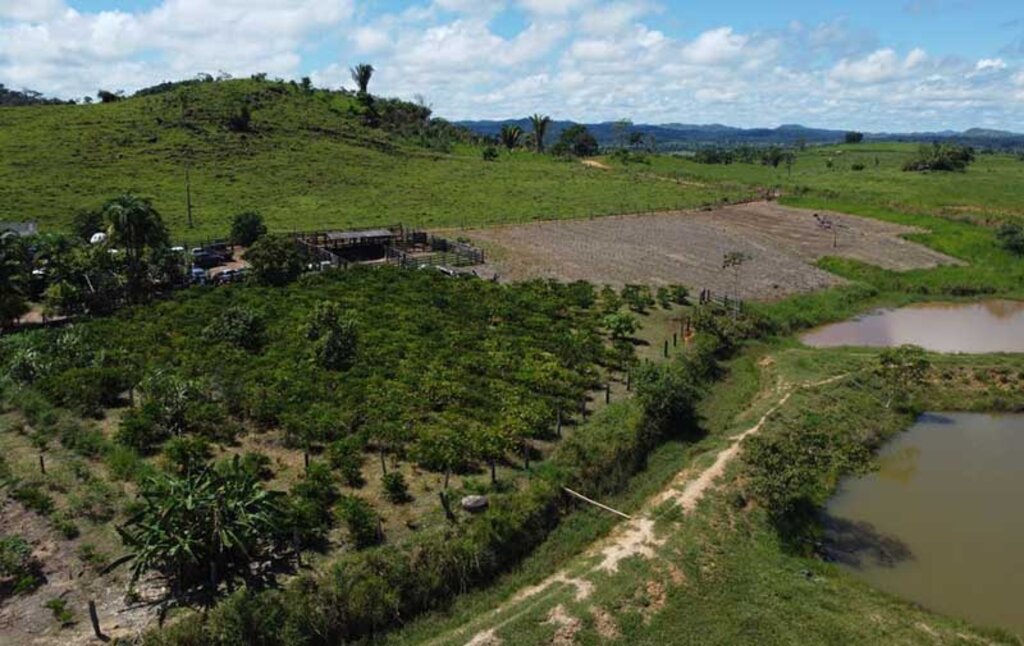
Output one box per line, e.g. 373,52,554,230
71,209,105,241
997,222,1024,256
162,435,212,474
0,535,43,598
287,463,339,547
481,146,499,162
337,495,380,548
116,402,167,454
844,131,865,144
227,102,253,133
305,301,358,371
382,471,411,504
237,452,274,481
328,437,365,487
38,366,130,417
621,284,655,313
553,124,599,157
204,305,266,352
903,142,976,172
244,235,304,286
230,211,267,246
118,463,284,590
10,482,56,516
851,162,866,171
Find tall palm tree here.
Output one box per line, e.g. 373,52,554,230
104,193,168,265
499,124,523,151
104,193,168,299
349,63,375,94
529,114,551,153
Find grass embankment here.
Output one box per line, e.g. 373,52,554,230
392,344,1024,645
0,79,752,239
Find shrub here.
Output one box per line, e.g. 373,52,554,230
851,162,865,171
238,452,274,480
481,146,499,162
997,222,1024,256
11,482,56,516
162,435,212,474
0,535,43,598
68,478,118,522
116,402,167,454
382,471,411,504
287,463,339,547
327,437,365,487
244,235,305,287
337,495,379,549
902,143,975,172
39,366,130,417
58,419,108,458
203,306,266,353
621,284,655,313
44,597,75,626
305,301,358,371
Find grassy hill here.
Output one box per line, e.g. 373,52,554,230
0,78,745,240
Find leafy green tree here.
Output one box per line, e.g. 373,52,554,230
0,233,30,327
382,471,411,503
328,437,366,487
349,63,375,94
621,284,655,313
71,209,104,241
499,124,523,150
118,464,283,591
553,124,599,157
337,495,379,549
844,131,865,144
287,462,339,547
203,305,266,352
529,113,551,153
230,211,267,246
602,312,639,341
305,301,358,370
244,234,304,286
877,345,931,409
482,146,499,162
415,421,473,488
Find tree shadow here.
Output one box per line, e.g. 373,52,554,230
818,512,913,569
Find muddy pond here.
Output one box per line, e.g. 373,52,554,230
801,300,1024,353
824,412,1024,636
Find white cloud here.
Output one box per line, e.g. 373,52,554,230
517,0,590,15
579,1,652,34
830,47,927,84
680,27,751,66
975,58,1006,72
0,0,65,21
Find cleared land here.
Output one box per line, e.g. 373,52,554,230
467,202,960,300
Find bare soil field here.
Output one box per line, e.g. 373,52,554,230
466,202,961,300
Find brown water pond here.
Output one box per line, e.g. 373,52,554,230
801,300,1024,353
824,412,1024,637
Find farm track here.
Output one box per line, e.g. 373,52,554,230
427,369,852,646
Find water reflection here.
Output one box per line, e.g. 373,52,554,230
801,300,1024,353
825,413,1024,636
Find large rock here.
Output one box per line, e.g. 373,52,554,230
460,495,489,513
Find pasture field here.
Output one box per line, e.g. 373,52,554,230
0,79,755,239
467,202,959,299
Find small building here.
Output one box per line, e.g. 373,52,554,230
0,221,38,237
299,227,401,263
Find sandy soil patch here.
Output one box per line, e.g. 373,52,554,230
467,202,960,300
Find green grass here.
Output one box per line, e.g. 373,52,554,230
0,79,753,240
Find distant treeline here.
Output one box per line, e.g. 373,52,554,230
0,84,68,107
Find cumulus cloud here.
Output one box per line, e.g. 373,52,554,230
830,47,927,84
0,0,1021,130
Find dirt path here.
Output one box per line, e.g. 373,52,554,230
430,371,850,646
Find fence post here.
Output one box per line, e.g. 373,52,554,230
664,340,669,358
605,383,611,404
39,454,45,475
88,600,104,639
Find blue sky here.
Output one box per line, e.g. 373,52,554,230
1,0,1022,130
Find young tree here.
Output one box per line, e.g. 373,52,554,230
305,301,358,371
844,131,865,144
529,113,551,153
230,211,267,246
602,312,639,341
877,345,931,409
722,250,752,304
553,124,599,157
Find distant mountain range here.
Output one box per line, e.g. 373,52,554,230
455,119,1024,151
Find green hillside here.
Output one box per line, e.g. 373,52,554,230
0,78,745,240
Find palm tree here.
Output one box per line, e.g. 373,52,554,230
349,63,374,94
499,124,523,151
104,193,168,265
529,114,551,153
103,193,168,299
